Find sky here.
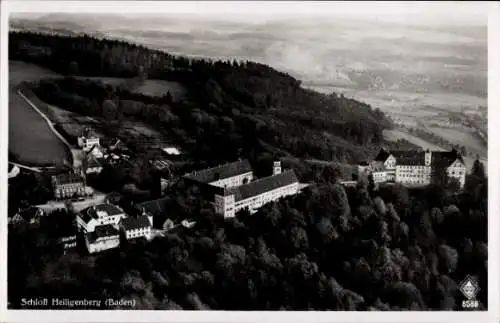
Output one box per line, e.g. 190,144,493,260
9,1,491,26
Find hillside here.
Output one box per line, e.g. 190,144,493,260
9,31,397,166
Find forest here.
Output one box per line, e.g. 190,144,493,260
8,30,487,311
10,31,397,165
8,161,487,310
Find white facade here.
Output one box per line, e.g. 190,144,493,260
8,165,20,179
363,149,467,188
395,165,431,185
86,234,120,254
78,136,100,152
447,160,467,188
215,182,299,218
209,172,253,188
76,216,98,233
123,226,151,240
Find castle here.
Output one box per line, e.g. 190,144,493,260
359,148,467,188
184,160,302,218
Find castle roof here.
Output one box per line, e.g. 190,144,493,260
373,148,464,168
120,215,151,231
226,170,298,202
184,160,252,183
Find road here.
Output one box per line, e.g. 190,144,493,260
9,162,42,173
36,193,107,213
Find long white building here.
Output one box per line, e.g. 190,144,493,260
185,160,302,218
359,148,467,188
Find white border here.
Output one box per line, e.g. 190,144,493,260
1,1,498,323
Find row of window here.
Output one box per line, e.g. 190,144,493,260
233,186,298,214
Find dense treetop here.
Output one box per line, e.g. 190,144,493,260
8,170,487,310
10,31,397,166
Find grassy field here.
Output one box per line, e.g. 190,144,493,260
131,79,186,99
9,61,70,166
383,129,445,152
427,126,486,157
122,121,163,138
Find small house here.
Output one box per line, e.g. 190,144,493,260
85,224,120,254
119,214,153,240
9,207,44,226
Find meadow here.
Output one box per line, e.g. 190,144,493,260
9,61,70,166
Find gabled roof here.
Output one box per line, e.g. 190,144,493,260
431,149,465,168
86,224,119,243
390,150,426,166
136,197,170,218
226,170,299,202
85,154,103,168
52,173,84,186
374,149,391,162
184,160,253,183
120,215,151,231
78,203,124,224
13,207,42,222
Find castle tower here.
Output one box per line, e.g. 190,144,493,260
425,149,432,166
273,161,282,176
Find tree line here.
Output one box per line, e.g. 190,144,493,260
8,162,487,310
12,31,393,165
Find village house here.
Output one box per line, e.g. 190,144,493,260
181,219,196,228
8,164,20,179
83,153,104,175
85,224,120,254
51,172,86,200
76,203,127,233
162,218,175,231
359,148,467,188
119,214,153,240
78,128,101,152
8,206,44,226
135,197,170,229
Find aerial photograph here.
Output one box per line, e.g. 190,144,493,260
6,1,488,311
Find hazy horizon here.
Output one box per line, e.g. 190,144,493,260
9,2,488,113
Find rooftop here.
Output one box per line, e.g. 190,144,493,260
373,148,463,168
136,197,170,218
184,160,253,184
14,206,42,222
161,147,181,155
120,215,151,231
52,173,84,186
85,154,103,168
226,170,299,202
86,224,119,243
79,203,125,224
431,150,465,168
